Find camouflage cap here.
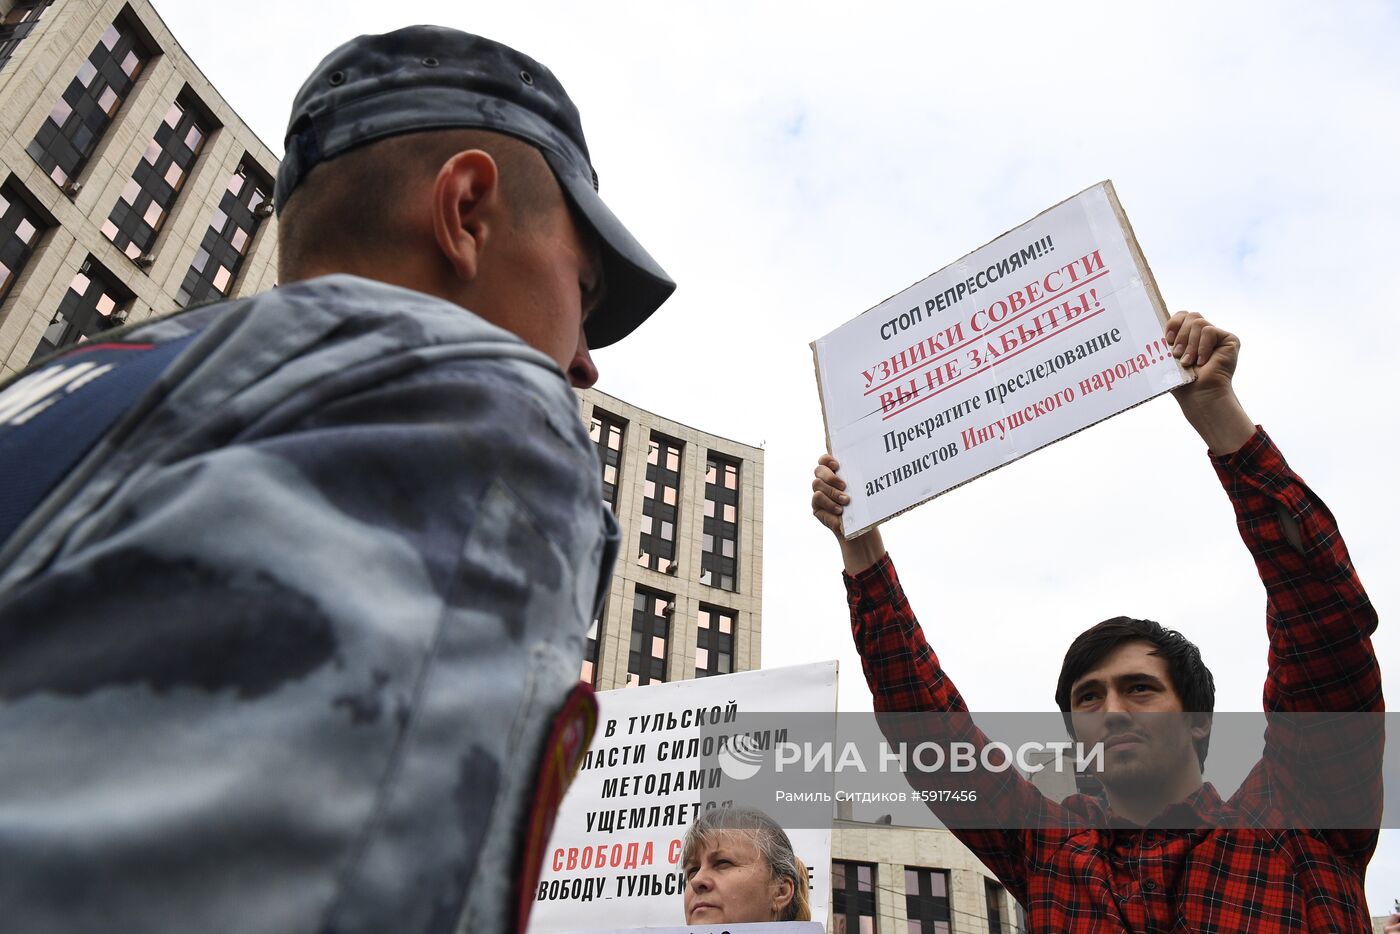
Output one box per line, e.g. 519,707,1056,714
275,26,675,349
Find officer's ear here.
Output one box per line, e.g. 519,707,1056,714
432,149,500,283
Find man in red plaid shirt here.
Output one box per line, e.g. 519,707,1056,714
811,312,1381,932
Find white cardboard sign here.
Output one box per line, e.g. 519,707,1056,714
812,181,1190,537
527,662,839,933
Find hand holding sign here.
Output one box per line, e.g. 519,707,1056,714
810,455,888,576
1166,311,1256,456
809,454,847,540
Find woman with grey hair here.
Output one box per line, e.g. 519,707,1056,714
680,806,812,923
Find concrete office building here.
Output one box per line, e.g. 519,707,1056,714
576,387,764,692
829,814,1024,934
0,0,277,380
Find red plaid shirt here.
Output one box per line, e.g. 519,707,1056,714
845,429,1381,933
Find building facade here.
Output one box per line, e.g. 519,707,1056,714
829,817,1024,934
576,387,764,693
0,0,277,380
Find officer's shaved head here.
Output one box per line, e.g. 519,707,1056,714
277,128,559,282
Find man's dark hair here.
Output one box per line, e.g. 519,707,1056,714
1055,617,1216,768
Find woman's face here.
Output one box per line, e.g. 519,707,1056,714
682,831,793,924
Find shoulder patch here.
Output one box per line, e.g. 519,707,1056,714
0,337,196,546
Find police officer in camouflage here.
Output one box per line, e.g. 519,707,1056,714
0,26,674,933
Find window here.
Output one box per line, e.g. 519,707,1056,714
626,587,671,686
985,878,1007,934
26,17,150,188
588,409,626,512
0,0,52,72
579,598,605,686
29,259,131,363
637,433,681,573
104,93,213,261
175,159,271,306
903,867,951,934
832,861,877,934
0,180,50,306
695,605,734,678
700,454,740,590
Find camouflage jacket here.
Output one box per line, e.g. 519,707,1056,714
0,274,619,933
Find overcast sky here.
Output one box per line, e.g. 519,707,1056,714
148,0,1399,913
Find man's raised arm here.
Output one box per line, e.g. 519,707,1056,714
812,454,1061,902
1168,311,1381,860
1164,310,1380,714
812,456,970,715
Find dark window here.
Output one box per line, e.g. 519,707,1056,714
695,605,734,678
700,454,740,591
0,180,50,306
29,258,131,363
832,861,877,934
579,597,604,686
25,17,149,188
176,159,270,306
0,0,53,72
985,878,1007,934
903,866,951,934
637,433,681,573
103,93,211,261
626,587,671,686
588,409,626,512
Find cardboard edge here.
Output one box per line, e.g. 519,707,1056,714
1101,180,1195,387
810,339,856,539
